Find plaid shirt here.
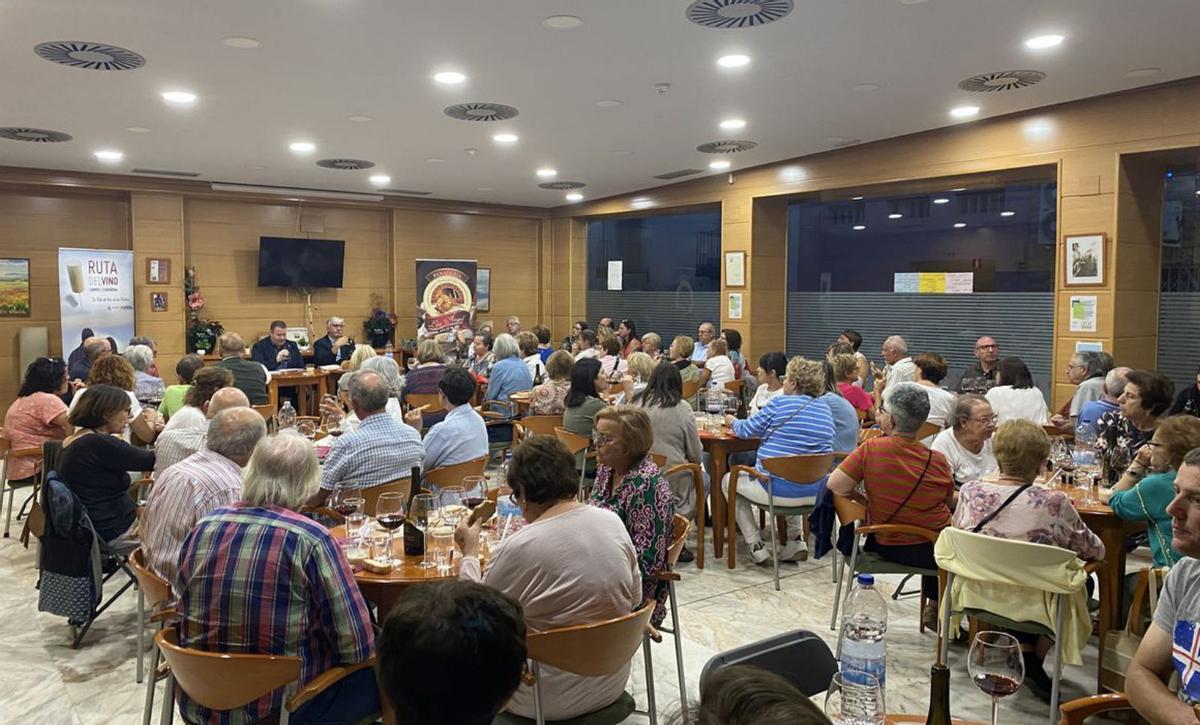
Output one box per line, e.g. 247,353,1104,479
176,503,374,724
320,411,424,490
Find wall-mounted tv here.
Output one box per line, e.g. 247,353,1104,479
257,236,345,288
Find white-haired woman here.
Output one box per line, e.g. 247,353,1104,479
126,343,165,403
485,333,533,443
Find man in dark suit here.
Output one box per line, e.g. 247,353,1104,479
312,316,351,366
251,320,303,372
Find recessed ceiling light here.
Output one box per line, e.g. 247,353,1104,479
950,105,980,119
1000,210,1016,217
1024,34,1064,49
536,168,557,178
289,141,315,153
950,187,967,192
94,149,123,162
888,213,903,219
433,71,467,85
161,90,197,104
493,133,518,143
543,14,583,29
954,222,967,228
709,160,731,171
222,36,261,49
1127,67,1161,78
852,195,864,201
595,99,623,108
426,157,445,164
347,115,373,123
369,174,391,186
565,192,584,202
1195,190,1200,195
717,54,751,68
933,197,950,204
720,119,746,131
853,83,881,92
124,126,151,134
852,225,866,231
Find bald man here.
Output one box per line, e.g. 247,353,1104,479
956,336,1001,394
69,335,112,381
153,387,251,476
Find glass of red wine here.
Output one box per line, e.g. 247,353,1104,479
968,631,1024,725
462,476,488,510
374,492,407,565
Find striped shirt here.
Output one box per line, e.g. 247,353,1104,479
153,422,209,477
731,394,835,498
176,503,374,724
837,436,954,545
142,449,242,585
321,411,424,490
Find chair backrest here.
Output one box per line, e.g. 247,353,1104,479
681,378,700,402
916,421,942,441
760,453,836,484
934,527,1086,594
129,548,173,613
858,428,884,445
526,602,656,677
404,392,442,414
700,629,838,698
518,415,563,437
648,452,668,468
855,408,868,422
666,513,692,567
832,495,866,526
423,455,488,489
360,478,412,516
554,426,590,455
155,628,301,712
251,403,275,421
723,379,744,396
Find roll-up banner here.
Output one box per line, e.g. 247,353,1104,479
58,247,135,357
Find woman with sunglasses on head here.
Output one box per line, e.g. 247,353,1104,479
3,357,73,484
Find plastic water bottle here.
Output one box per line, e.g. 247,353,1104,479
385,340,394,356
496,452,521,520
841,574,888,691
276,400,297,431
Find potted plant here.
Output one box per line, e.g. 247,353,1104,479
184,267,223,353
363,296,398,349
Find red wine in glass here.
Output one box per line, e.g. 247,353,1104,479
377,514,405,531
972,673,1020,698
464,497,485,509
333,502,358,516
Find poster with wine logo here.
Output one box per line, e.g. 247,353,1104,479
58,248,135,359
415,259,477,336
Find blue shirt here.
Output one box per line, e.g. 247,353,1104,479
821,392,860,453
485,356,533,420
538,347,554,364
691,345,708,363
731,394,835,498
321,412,424,490
1077,398,1118,438
423,405,488,473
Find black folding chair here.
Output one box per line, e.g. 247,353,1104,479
700,629,838,698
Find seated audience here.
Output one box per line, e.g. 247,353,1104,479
640,332,662,361
722,329,747,379
563,357,609,443
912,352,957,429
1106,414,1200,568
749,352,787,415
1078,366,1129,439
176,433,376,724
214,332,269,405
598,334,626,381
154,387,250,476
878,335,917,389
692,321,715,363
3,357,72,482
725,357,835,564
306,371,424,507
406,367,488,473
699,338,736,388
143,406,265,584
126,344,164,403
956,336,1001,394
312,316,350,366
517,331,548,382
529,350,573,415
574,329,600,360
402,338,449,426
669,335,700,390
1125,448,1200,721
161,354,204,420
563,320,587,352
69,335,110,382
985,356,1049,425
691,664,833,725
597,317,614,335
359,355,408,423
614,350,655,404
1050,351,1110,432
129,335,161,377
506,316,522,336
1097,369,1173,480
73,354,163,442
467,332,496,377
829,382,954,626
251,319,304,371
931,394,998,485
634,364,702,558
58,385,156,554
163,366,234,432
346,342,378,372
532,324,555,364
1168,365,1200,417
376,581,527,725
952,419,1104,698
618,319,641,357
837,329,869,387
65,328,94,381
456,436,639,721
820,360,860,453
832,352,872,414
485,333,533,442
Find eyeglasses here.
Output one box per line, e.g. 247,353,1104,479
975,344,998,350
592,432,616,447
1066,362,1085,370
969,414,999,424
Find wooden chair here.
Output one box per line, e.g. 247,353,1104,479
723,379,744,397
727,453,836,589
1058,693,1134,724
513,414,563,444
655,514,693,722
155,627,377,725
1,436,43,538
360,478,413,516
481,399,518,461
423,455,488,490
403,392,442,414
916,420,942,442
828,497,943,644
129,549,174,724
681,378,701,410
666,463,706,569
554,427,592,501
523,602,659,725
252,403,275,423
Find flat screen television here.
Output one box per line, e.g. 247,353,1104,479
257,236,345,288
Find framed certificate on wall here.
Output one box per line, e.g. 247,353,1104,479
724,251,745,288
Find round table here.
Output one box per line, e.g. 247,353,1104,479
885,715,982,724
331,524,461,618
698,426,759,564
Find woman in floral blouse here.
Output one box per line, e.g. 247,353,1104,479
589,405,675,625
1095,369,1173,482
529,350,574,415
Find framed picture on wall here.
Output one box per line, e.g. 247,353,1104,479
0,258,31,317
476,267,491,312
724,251,746,288
147,258,171,284
150,292,168,312
1064,233,1105,286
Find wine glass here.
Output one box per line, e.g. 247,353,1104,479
374,492,407,565
462,476,488,509
723,392,739,419
329,486,359,518
968,631,1024,725
440,486,466,526
409,493,440,570
824,671,883,725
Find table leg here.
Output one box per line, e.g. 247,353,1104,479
1092,519,1128,691
710,441,728,560
297,384,310,416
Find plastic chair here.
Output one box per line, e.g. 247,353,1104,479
1058,693,1133,724
129,549,174,725
726,453,835,589
423,455,488,490
700,629,837,698
513,415,563,443
1,436,43,537
655,514,693,721
554,427,593,501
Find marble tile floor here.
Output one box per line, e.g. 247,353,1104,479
0,526,1126,724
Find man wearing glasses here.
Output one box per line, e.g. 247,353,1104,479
956,336,1001,394
313,316,351,366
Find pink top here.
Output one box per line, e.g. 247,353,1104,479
838,382,872,412
2,392,67,480
952,481,1105,561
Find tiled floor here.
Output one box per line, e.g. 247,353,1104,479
0,518,1132,724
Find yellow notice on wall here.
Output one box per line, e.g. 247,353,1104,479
918,272,946,293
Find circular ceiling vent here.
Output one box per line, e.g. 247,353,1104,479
686,0,793,29
315,158,376,170
444,102,520,122
538,181,586,190
0,127,73,143
958,70,1046,93
34,41,145,71
696,139,758,154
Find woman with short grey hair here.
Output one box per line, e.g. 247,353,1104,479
125,343,165,403
485,333,534,444
931,393,998,485
492,333,520,361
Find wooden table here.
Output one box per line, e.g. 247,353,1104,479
885,715,982,724
509,391,532,415
331,524,459,619
699,426,759,562
269,370,329,416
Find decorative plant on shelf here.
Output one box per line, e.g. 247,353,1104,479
363,294,398,348
184,266,224,353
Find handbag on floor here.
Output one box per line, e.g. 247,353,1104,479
1099,566,1163,693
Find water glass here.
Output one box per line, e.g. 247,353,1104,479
440,486,467,526
346,512,369,540
431,525,455,574
824,671,883,725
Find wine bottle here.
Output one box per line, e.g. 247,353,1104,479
926,663,952,725
403,465,425,556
